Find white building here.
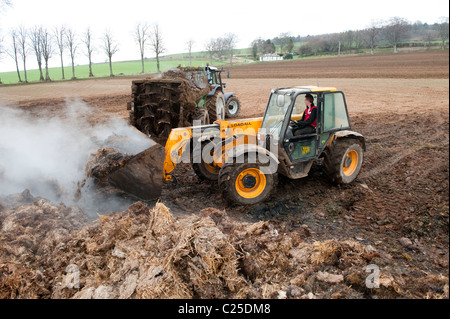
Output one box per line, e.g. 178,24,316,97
260,54,283,62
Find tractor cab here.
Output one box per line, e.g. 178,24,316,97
204,65,241,118
205,65,226,89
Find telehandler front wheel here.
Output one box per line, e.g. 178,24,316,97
323,138,364,184
219,160,276,205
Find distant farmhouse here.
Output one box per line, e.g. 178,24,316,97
260,54,283,62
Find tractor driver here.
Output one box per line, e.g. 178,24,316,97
291,94,317,136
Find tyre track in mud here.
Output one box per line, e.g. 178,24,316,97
340,112,449,248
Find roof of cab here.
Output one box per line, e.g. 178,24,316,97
273,86,337,94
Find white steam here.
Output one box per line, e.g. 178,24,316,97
0,99,154,215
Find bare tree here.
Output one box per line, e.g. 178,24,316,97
353,30,366,51
8,29,22,82
205,38,215,65
66,28,78,80
149,24,165,73
365,20,381,54
275,32,294,54
30,26,44,81
17,25,28,83
54,26,66,79
250,38,265,60
83,27,94,77
134,23,149,73
40,27,53,81
424,30,437,49
103,29,119,77
384,17,411,53
436,17,449,50
342,30,354,52
0,0,12,12
213,37,228,61
224,33,238,65
326,36,338,53
186,39,195,67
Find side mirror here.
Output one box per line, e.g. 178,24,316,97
277,95,285,107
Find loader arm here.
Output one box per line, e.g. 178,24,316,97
163,127,193,181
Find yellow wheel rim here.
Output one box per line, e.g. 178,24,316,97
235,168,267,199
343,150,359,177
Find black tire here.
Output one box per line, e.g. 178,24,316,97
219,157,276,205
206,90,226,122
323,138,364,184
192,141,220,181
225,96,241,118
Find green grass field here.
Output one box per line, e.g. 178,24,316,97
0,57,226,85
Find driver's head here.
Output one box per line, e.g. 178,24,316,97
305,94,314,106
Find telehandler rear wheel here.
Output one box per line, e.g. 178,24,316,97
192,141,220,181
323,138,364,184
219,157,275,205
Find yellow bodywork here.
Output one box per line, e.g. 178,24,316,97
163,117,263,181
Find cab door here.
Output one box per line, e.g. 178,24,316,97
282,93,320,163
317,91,352,153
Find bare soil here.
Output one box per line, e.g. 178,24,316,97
226,51,449,79
0,51,448,299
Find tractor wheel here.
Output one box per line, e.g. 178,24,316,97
225,96,241,118
206,91,226,122
192,141,220,181
323,138,364,184
219,157,276,205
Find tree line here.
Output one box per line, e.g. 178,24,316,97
0,21,239,85
0,22,168,84
0,1,238,84
250,16,449,59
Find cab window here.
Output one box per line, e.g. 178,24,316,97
291,94,317,121
323,92,350,131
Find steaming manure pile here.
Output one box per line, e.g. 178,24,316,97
1,193,447,299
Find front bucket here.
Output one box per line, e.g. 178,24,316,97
107,144,165,200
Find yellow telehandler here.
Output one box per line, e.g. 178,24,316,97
109,86,365,205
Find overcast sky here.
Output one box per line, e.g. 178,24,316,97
0,0,449,71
